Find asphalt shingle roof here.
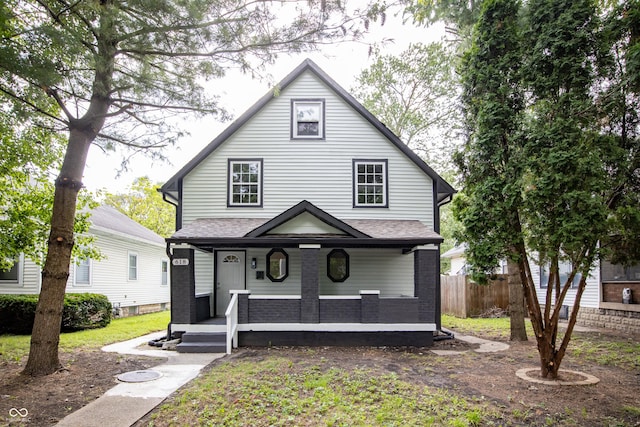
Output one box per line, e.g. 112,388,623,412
90,205,165,245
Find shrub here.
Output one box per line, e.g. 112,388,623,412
0,293,112,334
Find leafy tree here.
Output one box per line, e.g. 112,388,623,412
457,0,640,378
104,177,174,237
352,42,461,171
1,0,376,376
405,0,480,39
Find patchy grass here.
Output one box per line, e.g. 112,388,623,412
0,310,169,364
148,356,496,427
442,314,534,340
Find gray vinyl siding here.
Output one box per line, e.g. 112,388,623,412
181,71,434,229
242,248,413,297
530,257,600,309
194,251,214,296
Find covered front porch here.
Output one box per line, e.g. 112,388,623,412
167,201,443,353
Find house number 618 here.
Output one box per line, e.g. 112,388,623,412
172,258,189,266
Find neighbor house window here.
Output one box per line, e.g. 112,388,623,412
353,159,388,207
267,248,288,282
228,159,262,206
291,99,325,139
75,258,91,286
128,252,138,281
601,260,640,282
0,258,21,284
540,260,581,289
161,260,168,286
327,249,349,282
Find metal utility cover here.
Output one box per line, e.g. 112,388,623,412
117,370,163,383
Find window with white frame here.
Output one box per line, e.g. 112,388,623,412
353,159,388,207
0,258,21,284
161,260,168,286
128,252,138,281
228,159,262,206
291,99,325,139
75,258,91,286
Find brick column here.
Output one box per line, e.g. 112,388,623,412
300,245,320,323
237,291,250,323
360,290,380,323
414,248,439,324
171,247,197,324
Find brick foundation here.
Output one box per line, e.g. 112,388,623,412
119,303,170,317
574,306,640,334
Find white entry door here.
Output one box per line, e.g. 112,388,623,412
216,251,245,316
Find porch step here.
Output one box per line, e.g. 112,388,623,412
177,332,226,353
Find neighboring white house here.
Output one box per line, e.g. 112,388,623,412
0,205,170,316
440,245,640,333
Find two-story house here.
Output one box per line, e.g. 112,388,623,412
159,59,455,353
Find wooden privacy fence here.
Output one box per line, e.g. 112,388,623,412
441,274,509,318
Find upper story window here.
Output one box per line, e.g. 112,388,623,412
128,252,138,281
353,159,388,207
228,159,263,207
75,258,92,286
291,99,325,139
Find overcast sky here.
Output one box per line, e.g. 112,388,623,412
82,10,444,194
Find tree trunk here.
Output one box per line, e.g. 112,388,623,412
507,259,527,341
22,128,95,376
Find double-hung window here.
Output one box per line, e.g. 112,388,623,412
353,159,388,207
540,260,581,289
161,260,168,286
0,257,21,284
291,99,325,139
75,258,91,286
128,252,138,281
228,159,263,207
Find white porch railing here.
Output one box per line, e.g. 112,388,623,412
225,292,239,354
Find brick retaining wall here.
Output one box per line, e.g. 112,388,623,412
574,306,640,334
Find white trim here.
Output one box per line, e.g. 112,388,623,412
249,294,300,300
127,251,138,281
319,295,361,300
230,289,251,295
238,323,437,332
299,244,321,249
359,290,380,295
412,245,438,251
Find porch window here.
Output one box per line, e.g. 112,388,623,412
267,248,288,282
291,99,325,139
540,261,580,289
228,159,262,207
353,159,388,207
75,258,91,286
327,249,349,282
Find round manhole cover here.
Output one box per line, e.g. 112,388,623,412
117,370,163,383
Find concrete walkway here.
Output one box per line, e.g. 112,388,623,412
431,328,510,355
56,332,224,427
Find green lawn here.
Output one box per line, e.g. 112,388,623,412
0,310,170,364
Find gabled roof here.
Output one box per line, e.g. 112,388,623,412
245,200,369,238
90,205,165,246
160,59,455,203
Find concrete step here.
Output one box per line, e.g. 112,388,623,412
176,341,226,353
180,332,226,343
177,332,227,353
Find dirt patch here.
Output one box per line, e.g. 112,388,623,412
2,330,639,427
0,350,161,426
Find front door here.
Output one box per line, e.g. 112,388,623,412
216,251,245,316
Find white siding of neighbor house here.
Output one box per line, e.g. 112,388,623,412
239,248,414,297
530,258,600,309
0,256,41,294
0,232,170,310
181,71,435,229
63,229,170,308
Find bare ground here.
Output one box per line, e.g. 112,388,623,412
2,329,639,426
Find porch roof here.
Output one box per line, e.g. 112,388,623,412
167,217,443,249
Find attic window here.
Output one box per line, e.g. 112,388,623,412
291,99,325,139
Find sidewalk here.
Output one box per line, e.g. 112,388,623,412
56,332,224,427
